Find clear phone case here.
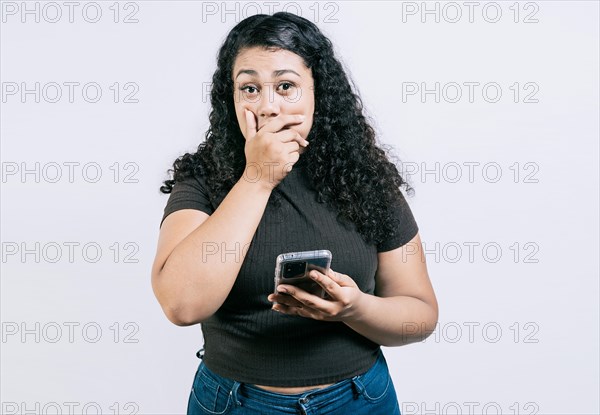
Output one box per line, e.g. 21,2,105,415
273,249,332,299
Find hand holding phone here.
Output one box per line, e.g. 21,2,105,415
273,250,332,300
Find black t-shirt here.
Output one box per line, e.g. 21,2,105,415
160,161,419,386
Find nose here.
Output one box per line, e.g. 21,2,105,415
257,85,281,125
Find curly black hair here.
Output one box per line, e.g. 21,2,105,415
159,11,415,247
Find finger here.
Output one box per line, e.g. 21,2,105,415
323,269,349,286
278,129,309,147
270,293,305,308
308,270,340,298
260,114,305,134
273,302,318,320
278,284,334,313
283,141,301,156
245,108,257,139
272,302,301,316
325,269,343,283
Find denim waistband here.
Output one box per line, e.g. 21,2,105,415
197,349,386,409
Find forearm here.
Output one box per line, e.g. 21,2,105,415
157,177,272,325
345,293,438,347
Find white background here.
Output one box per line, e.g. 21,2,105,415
1,1,598,414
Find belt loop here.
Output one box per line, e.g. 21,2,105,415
231,381,242,406
351,375,364,398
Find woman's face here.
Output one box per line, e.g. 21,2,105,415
231,46,315,154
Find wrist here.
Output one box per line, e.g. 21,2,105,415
236,174,275,195
243,162,285,192
346,290,372,323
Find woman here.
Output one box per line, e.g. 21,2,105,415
151,11,438,415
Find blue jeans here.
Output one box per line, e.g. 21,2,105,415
187,349,401,415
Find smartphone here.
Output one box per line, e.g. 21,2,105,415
273,249,332,300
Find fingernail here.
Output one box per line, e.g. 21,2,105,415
304,140,309,146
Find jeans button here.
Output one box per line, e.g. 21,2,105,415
299,397,309,404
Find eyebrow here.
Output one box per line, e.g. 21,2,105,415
234,69,301,80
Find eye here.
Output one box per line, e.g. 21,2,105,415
240,85,258,95
277,82,295,93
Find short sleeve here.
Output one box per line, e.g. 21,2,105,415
376,192,419,253
159,174,214,228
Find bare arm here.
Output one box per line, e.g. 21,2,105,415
151,111,308,326
151,178,273,326
343,232,439,346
